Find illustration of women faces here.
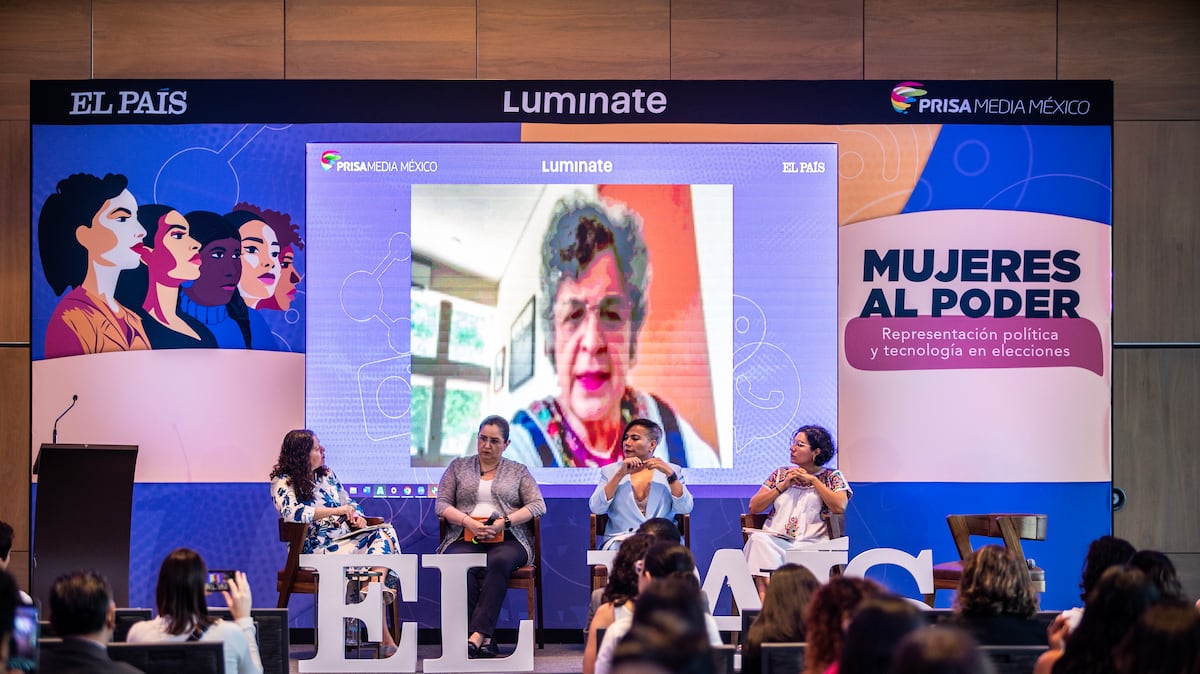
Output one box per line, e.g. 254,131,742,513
182,211,242,308
39,173,152,357
236,218,279,308
137,206,202,338
259,243,302,311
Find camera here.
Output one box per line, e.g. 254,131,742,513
205,569,238,593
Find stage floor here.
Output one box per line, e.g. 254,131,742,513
287,643,587,673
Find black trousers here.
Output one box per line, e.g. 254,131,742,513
444,537,528,638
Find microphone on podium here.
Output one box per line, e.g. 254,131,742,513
52,394,78,444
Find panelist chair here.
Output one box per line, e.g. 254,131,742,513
926,513,1048,606
276,517,401,645
735,511,846,621
588,513,692,591
438,516,545,648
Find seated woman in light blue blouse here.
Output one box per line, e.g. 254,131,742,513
269,428,401,652
589,418,693,550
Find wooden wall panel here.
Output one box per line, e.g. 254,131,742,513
670,0,863,79
477,0,670,79
0,347,31,589
286,0,477,79
1170,553,1200,605
1113,121,1200,343
1059,0,1200,121
0,0,91,121
864,0,1057,80
1113,349,1200,552
92,0,284,78
0,123,31,343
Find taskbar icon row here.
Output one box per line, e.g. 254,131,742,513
348,484,439,499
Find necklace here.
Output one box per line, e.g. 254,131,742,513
480,463,499,477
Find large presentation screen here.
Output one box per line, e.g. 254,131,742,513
305,142,838,487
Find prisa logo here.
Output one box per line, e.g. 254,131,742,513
890,82,927,114
320,150,341,171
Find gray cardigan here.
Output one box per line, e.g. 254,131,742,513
435,455,547,561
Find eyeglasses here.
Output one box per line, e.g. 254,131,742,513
792,440,810,449
554,296,631,333
477,435,505,447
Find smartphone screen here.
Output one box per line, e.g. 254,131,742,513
7,603,38,672
204,569,237,593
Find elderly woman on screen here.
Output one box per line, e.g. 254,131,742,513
743,424,851,600
507,191,718,469
436,415,547,659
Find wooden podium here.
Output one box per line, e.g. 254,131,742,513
32,444,138,608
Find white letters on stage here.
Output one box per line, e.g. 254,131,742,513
293,545,930,672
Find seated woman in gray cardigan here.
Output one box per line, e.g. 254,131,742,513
435,415,547,659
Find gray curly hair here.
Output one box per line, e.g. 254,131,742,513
540,192,651,366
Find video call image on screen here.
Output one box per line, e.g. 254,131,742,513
306,142,838,487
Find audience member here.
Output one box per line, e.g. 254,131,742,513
610,575,714,674
594,542,721,674
1113,600,1200,674
0,569,21,667
1034,566,1158,674
0,520,31,604
126,548,262,674
584,533,656,674
950,544,1045,645
803,576,884,674
742,564,820,674
1059,534,1134,632
890,626,996,674
1125,549,1186,603
838,594,925,674
584,517,684,637
38,570,144,674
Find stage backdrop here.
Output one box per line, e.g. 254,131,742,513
30,80,1111,625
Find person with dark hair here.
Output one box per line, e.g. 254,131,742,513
0,519,32,605
126,549,259,673
742,564,821,674
1113,601,1200,674
593,542,722,674
891,626,997,674
584,533,656,674
1034,566,1159,674
0,519,12,569
609,575,716,674
583,516,687,643
224,208,284,350
1125,549,1186,602
803,576,884,674
39,172,151,358
509,191,718,468
122,205,216,348
436,415,547,658
590,418,694,550
39,570,144,673
838,594,925,674
1057,534,1135,633
0,570,22,669
234,203,304,313
269,429,401,651
950,544,1045,645
636,517,682,542
178,210,250,348
744,424,851,598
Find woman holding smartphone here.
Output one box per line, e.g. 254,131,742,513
127,548,262,674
